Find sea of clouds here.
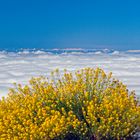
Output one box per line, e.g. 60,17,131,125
0,49,140,98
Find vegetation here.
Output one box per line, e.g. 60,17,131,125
0,68,140,140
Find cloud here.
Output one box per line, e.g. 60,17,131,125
0,49,140,98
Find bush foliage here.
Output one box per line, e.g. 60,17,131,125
0,68,140,140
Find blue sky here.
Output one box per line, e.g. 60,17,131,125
0,0,140,50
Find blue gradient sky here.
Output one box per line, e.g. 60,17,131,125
0,0,140,50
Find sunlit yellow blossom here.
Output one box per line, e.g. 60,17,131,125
0,68,140,139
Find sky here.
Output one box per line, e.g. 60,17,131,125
0,0,140,51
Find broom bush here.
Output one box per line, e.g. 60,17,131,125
0,68,140,140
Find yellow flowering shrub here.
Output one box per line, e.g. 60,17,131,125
0,68,140,140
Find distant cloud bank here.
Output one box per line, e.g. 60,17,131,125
0,49,140,98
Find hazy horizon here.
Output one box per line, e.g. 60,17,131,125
0,0,140,98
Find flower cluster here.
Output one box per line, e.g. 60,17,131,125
0,68,140,140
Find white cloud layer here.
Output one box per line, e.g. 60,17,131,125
0,49,140,98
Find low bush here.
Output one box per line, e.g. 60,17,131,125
0,68,140,140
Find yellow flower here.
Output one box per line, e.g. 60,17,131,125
0,68,139,140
